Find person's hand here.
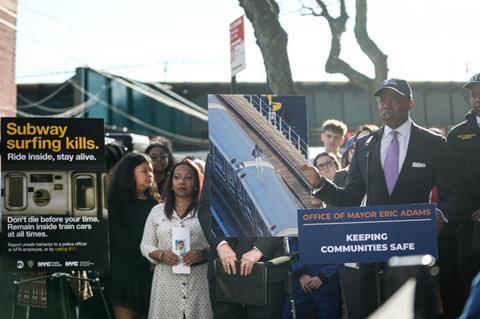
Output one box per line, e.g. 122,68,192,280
217,244,237,275
471,209,480,222
311,197,325,208
300,164,324,189
183,249,204,266
240,249,262,276
299,274,323,292
299,274,314,292
307,276,323,290
161,250,179,266
148,250,163,264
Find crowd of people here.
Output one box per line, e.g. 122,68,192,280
7,74,472,319
101,74,480,319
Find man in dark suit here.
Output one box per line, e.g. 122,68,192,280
447,73,480,309
198,155,287,319
302,78,454,317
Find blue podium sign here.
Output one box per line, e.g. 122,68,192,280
298,203,437,264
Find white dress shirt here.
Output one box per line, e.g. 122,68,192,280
477,115,480,127
379,118,447,221
380,118,412,172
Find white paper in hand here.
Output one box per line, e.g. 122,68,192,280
172,227,190,274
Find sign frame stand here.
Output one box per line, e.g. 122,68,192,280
10,272,112,319
375,263,382,308
284,237,297,319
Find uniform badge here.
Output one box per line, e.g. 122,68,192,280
457,133,476,140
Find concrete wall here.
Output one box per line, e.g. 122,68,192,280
17,79,473,147
166,81,471,146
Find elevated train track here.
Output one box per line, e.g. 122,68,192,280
214,94,315,209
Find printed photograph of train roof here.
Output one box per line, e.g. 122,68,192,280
208,94,317,237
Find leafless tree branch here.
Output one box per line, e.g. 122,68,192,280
239,0,297,95
354,0,388,84
303,0,388,91
299,3,322,17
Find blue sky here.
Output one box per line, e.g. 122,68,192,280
13,0,480,84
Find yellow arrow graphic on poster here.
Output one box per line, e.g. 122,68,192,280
272,102,282,112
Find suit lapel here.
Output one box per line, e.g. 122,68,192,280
391,122,420,196
370,128,389,198
371,128,383,178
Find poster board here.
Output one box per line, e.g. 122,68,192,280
0,117,108,272
208,94,310,237
298,203,438,264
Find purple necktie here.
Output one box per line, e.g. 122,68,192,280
384,131,399,194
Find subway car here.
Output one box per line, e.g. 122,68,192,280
209,96,300,237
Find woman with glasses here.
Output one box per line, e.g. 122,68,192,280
313,152,340,182
145,139,176,197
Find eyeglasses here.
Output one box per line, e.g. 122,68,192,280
316,160,335,170
150,154,169,161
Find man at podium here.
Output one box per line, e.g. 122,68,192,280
302,78,456,317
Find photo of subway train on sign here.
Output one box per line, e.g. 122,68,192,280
208,94,315,237
1,170,107,220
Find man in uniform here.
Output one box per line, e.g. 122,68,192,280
447,73,480,307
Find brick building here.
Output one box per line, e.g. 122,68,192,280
0,0,17,117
